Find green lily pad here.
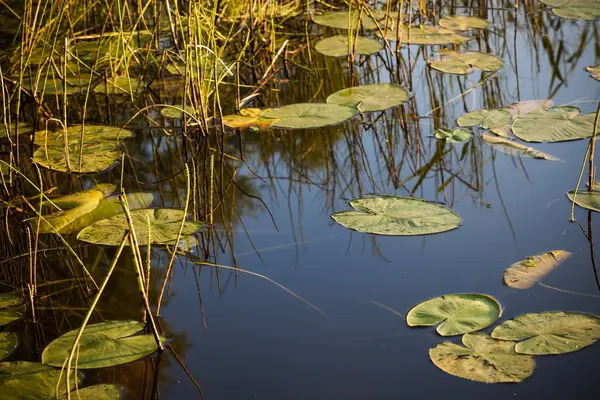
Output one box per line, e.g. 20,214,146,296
0,312,21,328
21,73,96,96
260,103,357,129
511,106,596,142
0,332,18,361
222,108,275,130
314,35,382,57
0,293,24,309
311,10,397,30
491,312,600,355
0,361,81,400
42,320,166,369
438,15,491,31
540,0,600,21
160,105,196,119
481,133,559,160
586,65,600,81
331,196,461,236
490,99,553,137
93,76,143,94
429,333,535,383
434,128,472,143
429,50,504,75
326,84,410,112
33,125,133,173
457,109,512,129
406,293,501,336
567,190,600,212
378,25,472,45
77,208,203,246
504,250,572,289
61,384,124,400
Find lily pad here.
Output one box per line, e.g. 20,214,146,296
429,333,535,383
586,65,600,81
160,104,196,119
482,133,559,160
21,73,96,95
61,384,124,400
429,50,504,75
434,128,472,143
511,106,596,142
406,293,501,336
491,312,600,355
504,250,572,289
438,15,491,31
540,0,600,21
312,10,396,30
378,25,472,45
77,208,203,246
457,109,512,129
42,320,166,369
0,361,81,400
223,108,275,129
314,35,382,57
33,125,133,173
93,76,143,94
0,332,18,361
260,103,357,129
0,293,24,309
567,190,600,212
326,84,410,112
331,196,461,236
490,99,553,137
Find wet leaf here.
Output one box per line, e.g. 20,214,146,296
490,99,553,137
312,10,397,30
60,384,124,400
378,25,472,45
0,332,18,361
482,133,559,160
457,109,512,129
504,250,572,289
491,312,600,355
0,312,22,328
406,293,501,336
332,196,461,236
42,320,166,369
0,293,24,309
567,190,600,212
326,84,410,112
429,333,535,383
260,103,358,129
21,72,96,95
93,76,143,94
540,0,600,21
314,35,382,57
511,106,596,142
0,361,81,400
586,65,600,81
160,105,195,119
429,50,503,75
438,15,490,31
434,128,472,143
33,125,133,173
77,208,203,246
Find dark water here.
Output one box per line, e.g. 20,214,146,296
2,3,600,400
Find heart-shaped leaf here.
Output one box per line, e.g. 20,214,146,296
511,106,596,142
435,128,472,143
491,312,600,355
326,84,410,112
490,99,553,137
315,35,382,57
438,15,490,31
260,103,358,129
0,361,81,400
406,293,501,336
457,109,512,129
504,250,572,289
429,51,503,75
332,196,461,236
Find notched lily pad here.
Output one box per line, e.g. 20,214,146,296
490,99,553,137
438,15,490,31
222,108,275,130
511,106,596,142
315,35,382,57
491,312,600,355
429,333,535,383
326,84,410,112
457,109,512,129
504,250,572,289
429,50,503,75
260,103,358,129
0,361,81,400
331,196,461,236
406,293,501,336
434,128,472,143
378,25,472,45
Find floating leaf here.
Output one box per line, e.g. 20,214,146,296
93,76,143,94
504,250,572,289
429,333,535,383
482,133,559,160
21,72,96,95
326,84,410,112
61,384,124,400
434,128,472,143
314,35,382,57
160,105,196,119
490,99,553,137
511,106,596,142
586,65,600,81
457,109,512,129
77,208,203,246
0,312,21,328
378,25,472,45
222,108,276,129
438,15,490,31
0,361,81,400
42,320,166,369
540,0,600,21
0,293,24,309
429,50,503,75
491,312,600,355
260,103,358,129
33,125,133,173
406,293,501,336
332,196,461,236
567,190,600,212
312,10,397,30
0,332,17,361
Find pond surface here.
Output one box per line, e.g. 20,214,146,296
1,1,599,399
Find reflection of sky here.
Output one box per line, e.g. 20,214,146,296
162,16,600,400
